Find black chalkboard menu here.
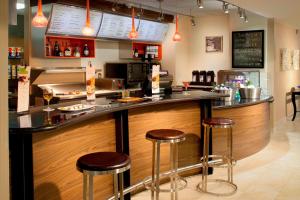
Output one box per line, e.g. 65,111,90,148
232,30,264,68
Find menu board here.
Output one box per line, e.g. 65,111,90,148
137,20,169,42
98,13,139,40
47,4,102,37
232,30,264,68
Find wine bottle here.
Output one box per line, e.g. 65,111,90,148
54,41,60,56
83,44,89,57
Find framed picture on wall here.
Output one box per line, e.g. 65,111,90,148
206,36,223,52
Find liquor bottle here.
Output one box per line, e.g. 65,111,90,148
64,43,72,57
83,44,89,57
53,41,60,56
133,48,139,58
11,65,17,79
45,43,51,56
74,47,81,57
59,42,64,57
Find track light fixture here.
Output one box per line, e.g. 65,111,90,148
238,8,245,19
244,15,248,23
223,2,229,14
191,17,196,26
197,0,204,9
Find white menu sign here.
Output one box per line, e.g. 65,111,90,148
152,65,160,94
86,62,96,101
137,20,169,42
17,66,31,113
98,13,139,39
47,4,102,37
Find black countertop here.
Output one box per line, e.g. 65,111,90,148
9,91,273,133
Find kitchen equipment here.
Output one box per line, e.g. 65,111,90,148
239,87,261,99
105,62,148,88
206,71,215,85
30,67,107,104
199,71,207,85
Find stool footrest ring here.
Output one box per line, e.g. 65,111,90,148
197,179,237,196
201,155,236,168
143,174,187,193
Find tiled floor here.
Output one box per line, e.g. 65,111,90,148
132,117,300,200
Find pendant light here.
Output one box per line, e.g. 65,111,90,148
128,7,138,39
32,0,48,27
82,0,94,36
173,15,181,42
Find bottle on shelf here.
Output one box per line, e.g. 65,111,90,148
133,48,139,58
53,41,60,56
45,43,51,56
8,65,12,79
83,44,89,57
64,43,72,57
11,65,17,79
74,47,81,57
59,42,64,57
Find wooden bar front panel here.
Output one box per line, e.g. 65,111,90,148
212,102,271,160
32,115,116,200
128,102,202,185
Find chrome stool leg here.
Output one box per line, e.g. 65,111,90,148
119,173,124,200
83,174,88,200
89,175,93,200
151,142,156,200
114,173,119,200
155,142,161,200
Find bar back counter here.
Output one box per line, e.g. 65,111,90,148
9,91,273,200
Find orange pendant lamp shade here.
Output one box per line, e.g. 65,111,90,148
128,7,138,39
173,15,181,42
32,0,48,27
82,0,94,36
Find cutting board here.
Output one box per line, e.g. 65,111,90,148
117,97,144,103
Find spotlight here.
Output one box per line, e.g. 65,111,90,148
223,2,229,14
244,15,248,23
238,8,245,19
191,17,196,26
197,0,204,9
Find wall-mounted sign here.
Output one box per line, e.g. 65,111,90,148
17,66,31,113
47,4,102,37
137,20,169,42
232,30,264,68
86,62,96,101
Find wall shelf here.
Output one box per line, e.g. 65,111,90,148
44,35,95,59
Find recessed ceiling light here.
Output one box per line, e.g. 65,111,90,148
16,3,25,10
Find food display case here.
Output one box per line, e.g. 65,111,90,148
217,70,260,87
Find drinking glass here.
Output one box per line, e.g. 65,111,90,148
43,89,54,112
182,81,190,95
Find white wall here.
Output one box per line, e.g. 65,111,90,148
162,14,231,85
273,21,300,122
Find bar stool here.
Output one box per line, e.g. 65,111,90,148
197,117,237,196
144,129,187,200
76,152,130,200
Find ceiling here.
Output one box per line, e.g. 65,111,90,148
225,0,300,28
16,0,300,28
116,0,300,28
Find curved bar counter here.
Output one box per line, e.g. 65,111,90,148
9,91,273,200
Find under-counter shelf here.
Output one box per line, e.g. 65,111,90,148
44,35,95,59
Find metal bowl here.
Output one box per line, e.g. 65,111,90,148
214,88,236,101
239,87,261,99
